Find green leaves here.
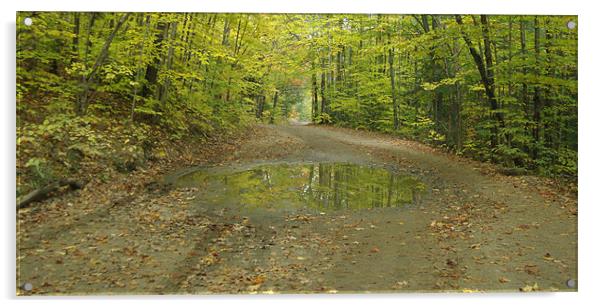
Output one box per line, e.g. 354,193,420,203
16,12,577,179
24,157,45,169
422,77,462,91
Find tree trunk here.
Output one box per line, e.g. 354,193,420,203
311,62,319,121
533,16,543,158
83,13,97,65
507,16,514,97
544,18,555,150
520,17,531,142
142,18,167,98
320,58,327,115
455,15,504,148
78,12,130,115
72,12,80,62
131,15,151,122
270,90,279,124
480,15,505,146
388,47,399,130
222,19,231,46
160,22,178,105
17,179,84,210
256,95,265,119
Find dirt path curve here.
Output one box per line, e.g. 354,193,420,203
269,124,577,291
17,123,577,294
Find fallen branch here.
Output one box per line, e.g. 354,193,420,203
17,179,84,210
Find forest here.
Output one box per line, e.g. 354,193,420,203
16,12,578,294
17,13,577,196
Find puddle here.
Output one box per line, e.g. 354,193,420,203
175,163,426,212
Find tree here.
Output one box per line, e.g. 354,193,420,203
16,13,578,177
78,12,131,115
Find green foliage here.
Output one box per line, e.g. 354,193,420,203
16,109,155,193
315,113,332,124
15,12,577,190
23,157,55,190
301,14,577,178
17,12,300,193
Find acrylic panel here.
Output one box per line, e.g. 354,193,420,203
16,12,578,295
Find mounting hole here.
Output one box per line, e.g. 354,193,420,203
566,279,576,288
567,21,576,30
23,17,33,26
21,282,33,291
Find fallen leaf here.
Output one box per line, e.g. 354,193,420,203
524,264,539,275
396,281,409,288
499,277,510,283
543,253,554,261
250,275,266,285
520,283,539,292
247,284,261,292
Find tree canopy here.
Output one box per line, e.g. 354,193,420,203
17,12,577,188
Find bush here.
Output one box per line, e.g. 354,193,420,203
315,113,332,124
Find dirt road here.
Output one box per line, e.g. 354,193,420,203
17,124,577,294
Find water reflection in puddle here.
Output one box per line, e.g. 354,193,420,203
175,163,426,212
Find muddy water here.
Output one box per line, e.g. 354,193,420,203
174,162,426,213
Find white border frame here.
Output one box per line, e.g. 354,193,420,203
2,1,598,307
